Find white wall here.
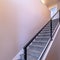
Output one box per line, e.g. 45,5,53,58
0,0,19,60
0,0,50,60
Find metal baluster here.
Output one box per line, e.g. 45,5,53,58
50,20,52,40
24,47,27,60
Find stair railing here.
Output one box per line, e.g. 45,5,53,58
24,10,60,60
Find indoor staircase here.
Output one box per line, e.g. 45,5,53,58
16,10,60,60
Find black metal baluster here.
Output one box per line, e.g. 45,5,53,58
50,19,52,40
24,47,27,60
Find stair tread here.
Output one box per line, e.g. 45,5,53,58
38,33,50,36
37,35,50,38
40,31,50,33
27,54,38,60
28,45,44,51
32,41,47,46
27,51,40,59
35,37,49,40
38,34,50,36
27,48,42,54
30,44,45,48
20,54,24,60
36,37,50,39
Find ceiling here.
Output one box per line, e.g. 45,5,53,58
41,0,60,7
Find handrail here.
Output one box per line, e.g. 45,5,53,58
24,10,60,60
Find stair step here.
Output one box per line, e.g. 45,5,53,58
43,27,50,30
42,29,50,32
27,48,42,54
40,31,50,34
27,50,41,59
27,54,38,60
38,33,50,36
30,44,45,48
19,53,38,60
20,54,24,60
37,35,50,38
42,28,54,32
32,41,47,46
29,45,44,52
35,38,49,41
36,36,50,39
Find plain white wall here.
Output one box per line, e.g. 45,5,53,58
0,0,50,60
0,0,19,60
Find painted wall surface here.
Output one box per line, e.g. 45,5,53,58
57,2,60,10
46,28,60,60
0,0,19,60
0,0,50,60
